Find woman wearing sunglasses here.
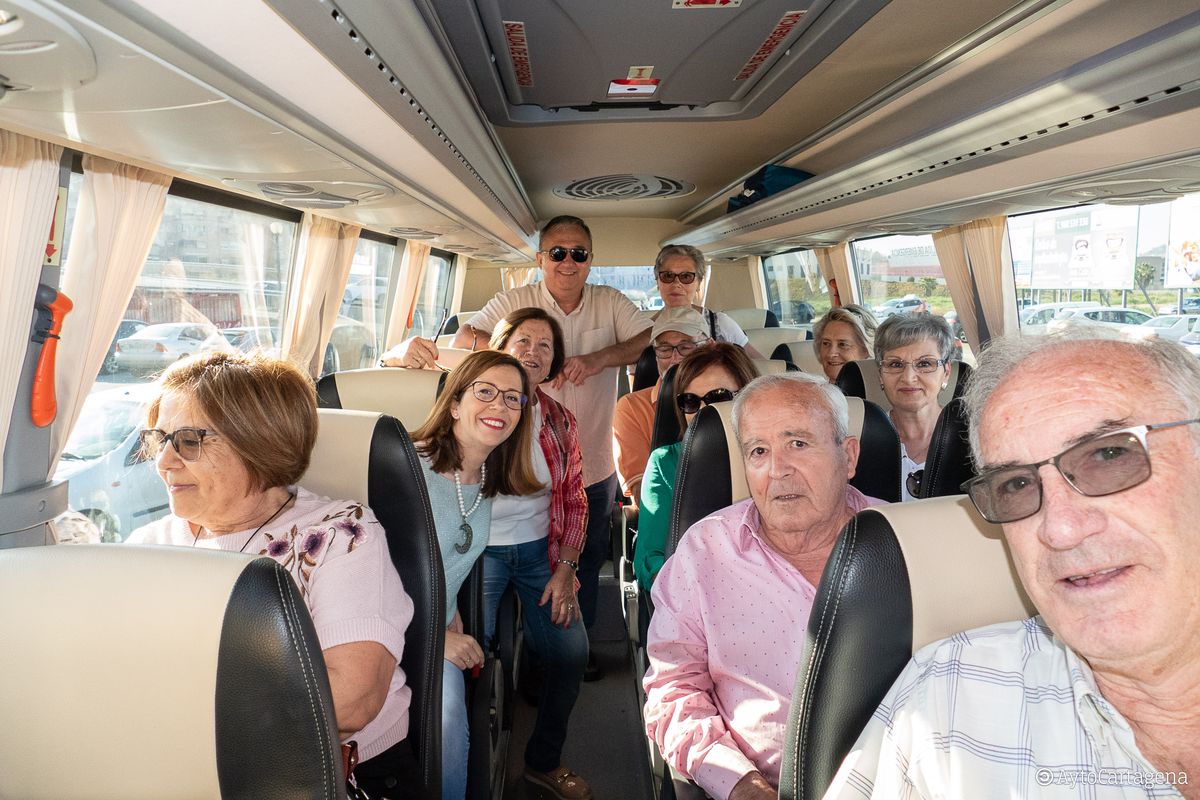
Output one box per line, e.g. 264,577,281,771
634,343,759,592
409,350,541,800
873,314,955,501
127,351,416,786
652,244,764,358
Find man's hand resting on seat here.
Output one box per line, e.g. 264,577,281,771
729,771,775,800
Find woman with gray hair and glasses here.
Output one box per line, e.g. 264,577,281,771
873,313,956,501
652,244,764,358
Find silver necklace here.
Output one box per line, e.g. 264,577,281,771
453,464,486,554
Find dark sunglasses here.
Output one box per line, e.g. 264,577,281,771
961,418,1200,523
657,271,697,285
906,469,924,498
676,388,736,415
539,246,591,263
138,427,214,462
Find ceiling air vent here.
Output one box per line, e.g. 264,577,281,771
553,174,695,201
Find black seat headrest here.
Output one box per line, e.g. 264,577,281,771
918,398,975,499
632,345,659,393
650,363,681,452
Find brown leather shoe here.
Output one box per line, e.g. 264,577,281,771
524,766,593,800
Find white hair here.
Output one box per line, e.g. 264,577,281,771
731,371,850,444
964,326,1200,466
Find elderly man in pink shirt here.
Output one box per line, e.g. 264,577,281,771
643,371,884,800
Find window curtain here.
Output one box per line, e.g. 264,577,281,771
0,130,63,489
51,156,172,468
280,215,362,376
961,215,1018,339
384,240,430,349
813,244,859,306
502,265,538,291
932,226,982,348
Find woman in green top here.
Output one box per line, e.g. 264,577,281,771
634,343,759,591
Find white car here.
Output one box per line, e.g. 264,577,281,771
113,322,230,375
54,386,169,542
1137,314,1200,341
1019,302,1102,335
1045,307,1155,338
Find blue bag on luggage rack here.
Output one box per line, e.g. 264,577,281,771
727,164,814,213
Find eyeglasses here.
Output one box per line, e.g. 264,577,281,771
468,380,527,411
906,469,924,498
880,357,946,374
657,271,697,285
676,388,736,415
654,339,705,359
538,246,591,263
138,428,214,462
961,418,1200,523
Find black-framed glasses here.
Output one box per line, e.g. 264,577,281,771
906,469,924,498
654,339,705,359
676,388,736,415
538,246,590,263
881,357,946,374
468,380,527,411
961,418,1200,523
657,271,697,285
137,428,214,462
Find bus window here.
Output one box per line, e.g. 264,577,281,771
409,248,456,338
851,234,965,356
761,250,829,325
1008,197,1194,329
328,234,402,376
590,265,659,310
54,188,299,542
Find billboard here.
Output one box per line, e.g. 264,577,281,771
1017,205,1138,290
1165,194,1200,288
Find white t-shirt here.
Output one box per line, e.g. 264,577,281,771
489,410,552,546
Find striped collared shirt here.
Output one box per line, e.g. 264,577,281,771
824,617,1185,799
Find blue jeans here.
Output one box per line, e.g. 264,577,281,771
483,538,589,772
441,659,468,800
579,473,618,630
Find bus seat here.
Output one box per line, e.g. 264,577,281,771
439,311,480,337
779,496,1036,800
745,327,810,358
305,409,445,799
836,359,973,412
773,342,823,375
649,364,681,452
316,367,448,430
434,347,473,370
667,395,899,559
917,398,975,499
632,345,658,392
750,356,797,375
436,333,457,349
723,307,780,330
0,544,343,800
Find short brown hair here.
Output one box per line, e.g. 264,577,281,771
147,351,317,491
672,343,760,433
410,350,542,497
489,307,566,383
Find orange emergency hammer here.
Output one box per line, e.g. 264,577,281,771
30,284,73,427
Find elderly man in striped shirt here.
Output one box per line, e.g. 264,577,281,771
826,334,1200,799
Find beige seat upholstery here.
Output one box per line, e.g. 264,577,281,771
775,340,824,375
0,544,343,799
316,366,446,430
779,496,1037,800
744,327,811,358
723,307,779,330
749,357,792,375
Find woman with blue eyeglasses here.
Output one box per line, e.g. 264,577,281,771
410,350,541,800
634,343,759,592
874,314,955,502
